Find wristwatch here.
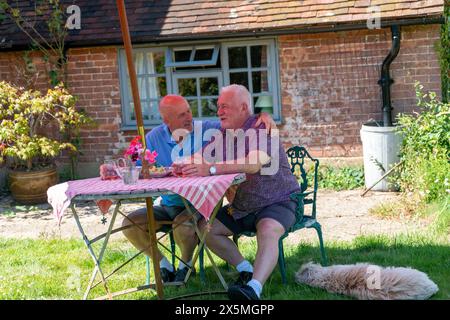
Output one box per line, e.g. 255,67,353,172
209,165,217,175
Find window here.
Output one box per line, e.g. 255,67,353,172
165,44,220,67
119,38,280,128
173,71,222,118
119,48,169,126
222,40,279,119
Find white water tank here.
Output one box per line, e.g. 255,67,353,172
360,122,403,191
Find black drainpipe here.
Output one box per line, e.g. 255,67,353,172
378,25,401,127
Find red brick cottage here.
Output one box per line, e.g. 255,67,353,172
0,0,445,177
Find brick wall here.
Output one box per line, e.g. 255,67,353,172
0,47,134,177
65,47,125,164
0,24,443,176
278,24,442,157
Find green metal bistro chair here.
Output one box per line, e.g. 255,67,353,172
232,145,328,284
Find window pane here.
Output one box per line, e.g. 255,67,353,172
130,102,135,121
254,95,273,114
200,77,219,96
149,100,161,121
230,72,249,89
134,52,145,75
138,77,147,99
147,52,166,74
187,99,199,117
148,76,167,98
251,45,268,68
201,98,217,117
142,101,150,121
252,71,269,93
174,49,191,62
127,79,148,100
228,47,247,68
194,48,214,61
130,101,150,121
178,78,197,97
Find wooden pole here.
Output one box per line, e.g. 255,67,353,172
115,0,163,299
360,161,403,197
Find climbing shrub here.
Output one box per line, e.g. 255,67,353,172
396,82,450,203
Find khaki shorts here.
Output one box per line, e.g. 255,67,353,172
132,204,202,232
216,200,297,234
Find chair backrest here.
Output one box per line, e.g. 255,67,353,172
286,146,319,221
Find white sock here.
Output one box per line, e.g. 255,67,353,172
159,256,174,272
236,260,253,273
178,259,192,270
247,279,262,298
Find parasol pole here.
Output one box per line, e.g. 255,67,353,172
115,0,164,299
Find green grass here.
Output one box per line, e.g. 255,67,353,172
1,202,448,300
370,195,450,223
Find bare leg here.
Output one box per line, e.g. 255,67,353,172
252,218,285,286
121,211,164,261
199,218,245,267
172,213,198,264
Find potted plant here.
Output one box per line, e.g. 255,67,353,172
0,81,91,204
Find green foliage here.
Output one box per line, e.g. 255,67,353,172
0,0,68,86
396,82,450,203
0,81,92,171
311,165,365,191
437,2,449,103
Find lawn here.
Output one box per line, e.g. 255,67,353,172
0,199,448,300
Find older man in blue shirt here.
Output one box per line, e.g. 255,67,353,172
122,94,275,283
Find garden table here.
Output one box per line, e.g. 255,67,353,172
47,173,245,300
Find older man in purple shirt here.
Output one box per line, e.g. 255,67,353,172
178,84,300,300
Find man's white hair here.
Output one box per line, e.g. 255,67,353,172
220,84,253,114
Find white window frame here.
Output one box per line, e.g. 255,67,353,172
172,70,223,119
165,44,220,67
118,47,172,128
221,39,281,121
118,37,281,129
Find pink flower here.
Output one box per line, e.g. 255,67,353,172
144,150,158,164
123,136,158,164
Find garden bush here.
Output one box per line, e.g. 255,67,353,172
301,164,364,191
396,82,450,203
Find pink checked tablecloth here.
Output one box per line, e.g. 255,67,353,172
47,174,244,224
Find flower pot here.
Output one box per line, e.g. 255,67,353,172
8,167,58,204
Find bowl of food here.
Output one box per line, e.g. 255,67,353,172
146,166,173,178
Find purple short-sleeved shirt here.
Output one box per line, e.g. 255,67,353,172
208,115,300,219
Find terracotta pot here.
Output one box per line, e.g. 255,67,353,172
8,167,58,204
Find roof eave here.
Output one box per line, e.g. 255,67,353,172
0,15,445,52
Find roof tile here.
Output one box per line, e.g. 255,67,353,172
0,0,444,49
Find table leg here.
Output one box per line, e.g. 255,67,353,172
181,199,228,289
71,203,116,300
145,197,164,299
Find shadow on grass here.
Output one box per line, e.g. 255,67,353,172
154,238,449,300
268,238,450,300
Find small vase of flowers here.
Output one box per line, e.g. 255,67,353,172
124,136,158,179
